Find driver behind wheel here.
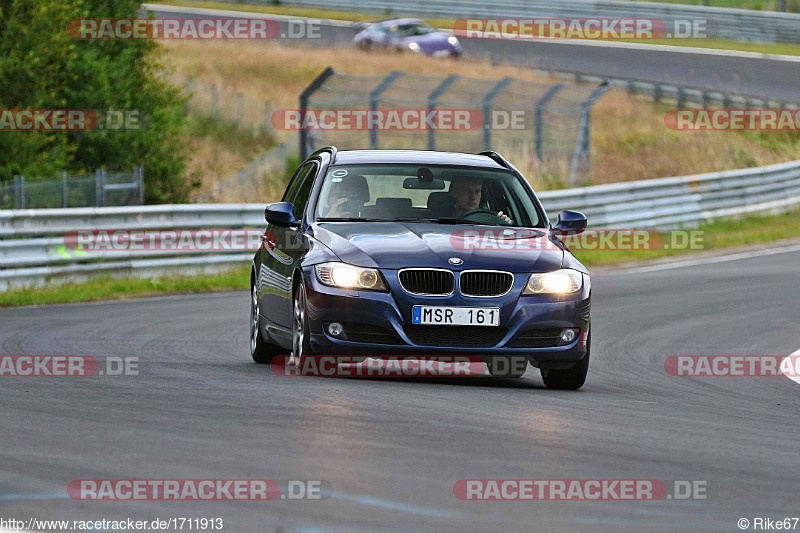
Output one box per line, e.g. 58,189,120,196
448,177,512,223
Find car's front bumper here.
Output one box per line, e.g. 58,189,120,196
303,267,590,365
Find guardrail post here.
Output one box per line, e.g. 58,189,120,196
535,83,564,162
482,77,513,150
95,169,106,207
702,90,709,109
368,70,403,150
427,75,460,151
14,175,24,209
298,66,335,160
62,171,68,208
677,87,686,109
653,83,661,103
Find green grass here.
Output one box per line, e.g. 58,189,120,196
153,0,800,57
573,208,800,266
3,208,799,307
0,267,250,307
187,113,276,159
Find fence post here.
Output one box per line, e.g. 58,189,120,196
298,66,336,160
368,70,403,150
137,166,145,205
62,171,68,208
534,83,564,162
211,84,218,119
264,101,272,134
14,175,24,209
185,76,194,114
482,77,513,150
237,92,244,125
95,169,106,207
569,81,610,186
427,75,460,151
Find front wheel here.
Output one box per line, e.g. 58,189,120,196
250,284,283,364
289,281,314,371
541,333,590,390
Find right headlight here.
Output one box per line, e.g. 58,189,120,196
522,269,583,295
408,42,421,53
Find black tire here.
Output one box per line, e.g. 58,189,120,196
250,283,284,364
486,356,528,378
541,333,590,390
290,281,314,372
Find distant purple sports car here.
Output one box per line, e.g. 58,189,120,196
353,18,462,58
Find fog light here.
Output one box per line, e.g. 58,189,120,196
560,329,577,344
328,322,345,338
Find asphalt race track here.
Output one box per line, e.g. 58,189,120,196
1,247,799,532
146,4,800,103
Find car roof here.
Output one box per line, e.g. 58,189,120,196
376,18,426,27
332,150,508,170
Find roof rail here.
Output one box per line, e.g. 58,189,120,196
477,150,510,169
310,146,338,164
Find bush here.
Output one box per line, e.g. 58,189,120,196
0,0,193,203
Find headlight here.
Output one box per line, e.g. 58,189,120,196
408,42,421,52
447,35,459,46
315,262,388,291
522,269,583,295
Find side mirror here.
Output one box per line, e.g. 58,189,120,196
265,202,300,227
554,210,587,232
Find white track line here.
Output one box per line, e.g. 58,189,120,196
783,349,800,385
144,3,800,63
613,244,800,274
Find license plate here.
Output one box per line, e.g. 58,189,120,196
412,306,500,326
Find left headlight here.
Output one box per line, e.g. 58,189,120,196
522,269,583,295
447,35,459,46
315,262,388,291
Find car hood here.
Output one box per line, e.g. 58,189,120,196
311,222,563,273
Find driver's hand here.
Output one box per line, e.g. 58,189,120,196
328,197,350,217
497,211,513,224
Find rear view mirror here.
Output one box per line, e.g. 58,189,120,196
403,177,445,190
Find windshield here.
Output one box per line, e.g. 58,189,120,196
314,164,543,228
392,23,436,37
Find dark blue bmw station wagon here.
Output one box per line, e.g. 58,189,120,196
251,148,591,389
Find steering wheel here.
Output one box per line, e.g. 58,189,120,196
460,208,512,225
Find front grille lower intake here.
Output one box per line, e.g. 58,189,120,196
404,325,507,347
398,268,454,296
460,270,513,297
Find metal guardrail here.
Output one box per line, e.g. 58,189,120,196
273,0,800,43
1,159,800,290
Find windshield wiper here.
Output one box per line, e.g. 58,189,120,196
317,217,385,222
393,217,502,227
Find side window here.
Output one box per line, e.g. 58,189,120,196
289,162,318,218
281,164,308,203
